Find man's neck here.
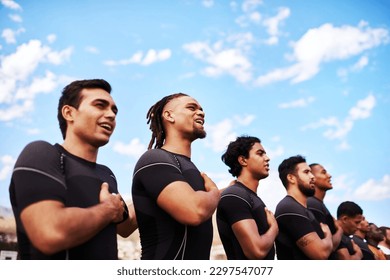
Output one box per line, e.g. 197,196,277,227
162,138,192,158
62,139,98,162
287,187,308,208
354,231,366,240
236,176,259,193
314,188,326,201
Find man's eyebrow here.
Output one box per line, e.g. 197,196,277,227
94,98,118,113
187,102,203,111
256,148,266,154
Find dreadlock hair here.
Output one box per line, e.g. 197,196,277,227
146,93,188,149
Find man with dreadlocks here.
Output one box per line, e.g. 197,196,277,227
132,93,220,259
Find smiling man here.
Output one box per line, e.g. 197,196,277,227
9,79,136,259
275,155,333,259
132,93,220,260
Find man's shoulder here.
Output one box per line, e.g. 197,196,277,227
16,140,58,164
134,149,179,173
275,196,306,216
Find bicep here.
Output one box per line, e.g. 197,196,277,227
21,200,65,242
296,232,326,259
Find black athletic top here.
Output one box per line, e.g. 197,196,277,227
352,235,375,260
336,234,358,259
307,196,338,259
216,182,275,260
275,195,325,260
132,149,213,260
9,141,119,259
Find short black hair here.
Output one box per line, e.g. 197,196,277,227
278,155,306,189
57,79,112,139
336,201,363,219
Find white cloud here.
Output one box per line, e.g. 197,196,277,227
1,0,22,10
46,47,73,65
15,71,58,100
205,115,255,152
266,145,284,160
255,22,389,86
241,0,262,13
141,49,171,66
301,94,376,149
47,34,57,44
278,96,315,109
338,55,369,80
9,13,22,22
262,7,290,45
104,49,171,67
352,55,369,71
0,39,73,121
183,39,253,83
0,155,15,181
85,46,99,54
113,138,147,158
354,175,390,201
1,27,25,44
202,0,214,8
259,170,286,211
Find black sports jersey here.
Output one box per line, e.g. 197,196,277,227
307,196,338,259
132,149,213,259
275,195,325,260
307,196,337,233
336,234,357,258
216,182,275,259
352,235,375,260
9,141,119,259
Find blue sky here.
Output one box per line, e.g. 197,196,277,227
0,0,389,227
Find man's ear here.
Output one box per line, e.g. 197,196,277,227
62,105,75,122
287,173,296,185
162,110,175,123
238,155,247,167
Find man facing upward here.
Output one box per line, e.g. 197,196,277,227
307,163,343,259
275,155,333,259
9,79,136,259
217,136,278,259
132,93,220,259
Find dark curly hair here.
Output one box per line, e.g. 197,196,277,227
221,135,261,177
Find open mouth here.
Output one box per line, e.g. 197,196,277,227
195,119,204,125
100,123,113,132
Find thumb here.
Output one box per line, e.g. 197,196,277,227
100,182,110,192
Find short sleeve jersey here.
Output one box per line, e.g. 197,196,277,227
352,235,375,260
132,149,213,260
9,141,119,259
336,234,357,258
275,195,325,260
216,182,275,260
307,196,338,259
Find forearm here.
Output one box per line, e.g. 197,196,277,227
248,229,278,259
23,201,116,255
46,203,115,253
193,188,220,222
